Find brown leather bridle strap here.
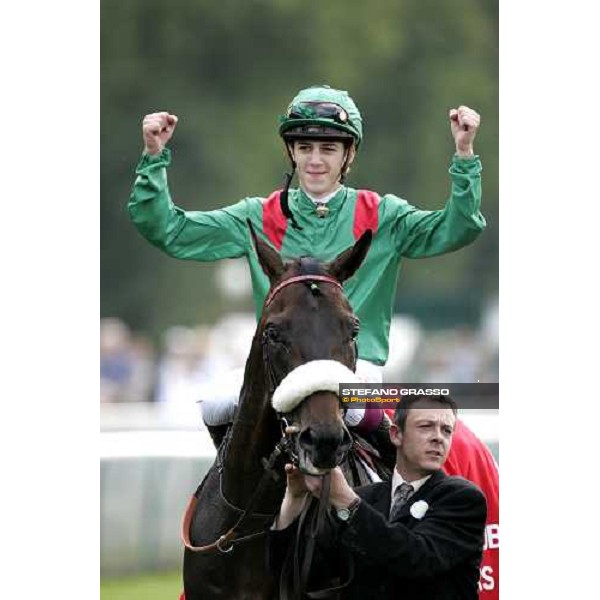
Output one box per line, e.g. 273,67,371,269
300,473,331,592
280,472,355,600
182,495,236,552
265,275,343,308
181,495,268,553
181,436,291,553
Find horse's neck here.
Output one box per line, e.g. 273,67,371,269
222,338,281,505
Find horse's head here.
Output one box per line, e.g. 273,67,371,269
249,222,372,475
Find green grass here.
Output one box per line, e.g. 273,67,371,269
101,571,183,600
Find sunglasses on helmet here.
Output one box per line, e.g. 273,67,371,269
287,101,350,124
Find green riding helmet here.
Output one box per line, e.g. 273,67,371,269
279,85,363,148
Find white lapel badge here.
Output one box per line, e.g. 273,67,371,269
409,500,429,520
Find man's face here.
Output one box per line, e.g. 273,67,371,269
390,405,456,480
290,140,355,199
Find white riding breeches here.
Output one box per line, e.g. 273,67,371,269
200,359,384,427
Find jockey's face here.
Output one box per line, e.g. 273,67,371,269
390,405,456,481
290,140,355,200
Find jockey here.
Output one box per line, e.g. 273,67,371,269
128,83,487,450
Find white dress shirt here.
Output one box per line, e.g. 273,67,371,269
303,186,342,204
390,467,432,506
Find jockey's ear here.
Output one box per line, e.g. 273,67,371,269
328,229,372,283
247,220,285,284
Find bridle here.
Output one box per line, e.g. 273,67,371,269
266,272,357,597
262,273,357,394
264,274,343,308
262,272,357,462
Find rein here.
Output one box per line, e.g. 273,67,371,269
182,434,293,553
280,472,355,600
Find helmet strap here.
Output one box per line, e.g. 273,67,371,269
280,152,303,230
339,146,352,184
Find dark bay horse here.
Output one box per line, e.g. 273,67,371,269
182,226,373,600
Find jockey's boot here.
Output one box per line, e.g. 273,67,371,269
207,423,229,450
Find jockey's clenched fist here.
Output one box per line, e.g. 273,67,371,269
142,112,179,155
449,106,480,157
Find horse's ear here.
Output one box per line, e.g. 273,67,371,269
247,220,285,283
328,229,373,283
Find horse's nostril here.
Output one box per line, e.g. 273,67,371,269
298,427,315,450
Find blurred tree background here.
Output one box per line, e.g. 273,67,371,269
101,0,498,338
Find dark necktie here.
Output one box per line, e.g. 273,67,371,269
389,482,414,521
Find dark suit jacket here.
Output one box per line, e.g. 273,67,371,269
267,470,487,600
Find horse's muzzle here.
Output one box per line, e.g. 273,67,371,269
296,424,353,474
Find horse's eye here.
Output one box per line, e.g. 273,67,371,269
264,324,282,343
350,318,360,339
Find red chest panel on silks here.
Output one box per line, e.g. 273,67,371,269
262,190,288,251
353,190,380,240
261,189,381,251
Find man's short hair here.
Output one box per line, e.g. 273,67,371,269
394,394,458,432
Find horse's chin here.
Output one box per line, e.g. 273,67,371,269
297,446,333,476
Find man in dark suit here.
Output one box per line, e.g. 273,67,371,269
268,394,487,599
